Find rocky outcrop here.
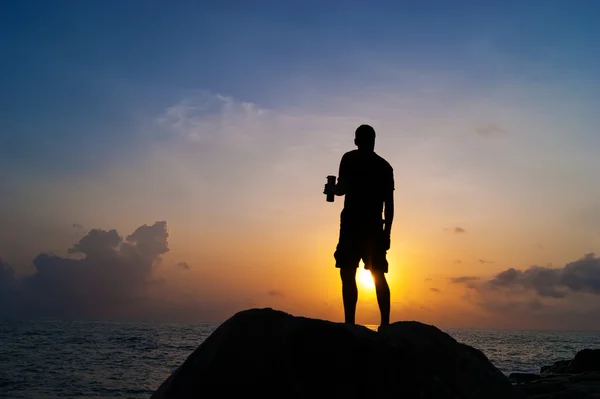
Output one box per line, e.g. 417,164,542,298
568,349,600,374
513,349,600,398
150,308,526,399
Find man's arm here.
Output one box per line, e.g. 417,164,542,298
384,191,394,235
384,166,394,238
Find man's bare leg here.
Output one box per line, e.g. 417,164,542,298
340,268,358,324
371,270,390,326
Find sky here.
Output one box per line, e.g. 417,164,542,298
2,0,600,330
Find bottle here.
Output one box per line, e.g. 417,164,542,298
325,175,336,202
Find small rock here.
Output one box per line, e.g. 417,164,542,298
509,373,540,384
541,360,572,375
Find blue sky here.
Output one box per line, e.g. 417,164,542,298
2,1,600,327
2,1,599,175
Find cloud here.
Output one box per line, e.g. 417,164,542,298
176,261,190,270
0,258,15,286
152,91,358,208
455,260,462,264
157,93,266,145
452,253,600,329
450,276,480,284
0,259,17,311
475,124,505,137
485,253,600,298
430,288,441,293
0,222,172,319
479,259,494,264
267,290,284,297
72,223,83,229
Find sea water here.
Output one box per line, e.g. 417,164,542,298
1,320,598,398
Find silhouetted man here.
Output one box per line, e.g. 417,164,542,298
328,124,394,327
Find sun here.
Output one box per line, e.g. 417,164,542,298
358,268,374,289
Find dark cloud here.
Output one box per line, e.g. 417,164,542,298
424,278,432,282
486,253,600,298
72,223,84,229
455,260,462,264
450,276,480,284
450,253,600,329
0,259,18,316
176,261,190,270
430,288,441,293
479,259,494,264
0,222,170,319
267,290,284,297
0,258,16,291
454,255,600,330
475,124,505,137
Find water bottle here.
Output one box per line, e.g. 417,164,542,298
325,175,336,202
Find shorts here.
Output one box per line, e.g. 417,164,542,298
334,225,389,273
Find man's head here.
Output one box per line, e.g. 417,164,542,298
354,124,376,151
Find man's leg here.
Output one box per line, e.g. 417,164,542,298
371,270,390,326
340,268,358,324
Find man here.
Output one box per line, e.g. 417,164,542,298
326,124,394,327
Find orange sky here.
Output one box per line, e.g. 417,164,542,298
2,73,600,330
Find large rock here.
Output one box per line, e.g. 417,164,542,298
568,349,600,374
516,349,600,398
151,308,526,399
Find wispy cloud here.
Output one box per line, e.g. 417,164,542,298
430,288,441,293
176,261,190,270
450,276,480,284
444,226,466,234
267,290,284,297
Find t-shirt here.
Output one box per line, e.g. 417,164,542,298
337,149,394,226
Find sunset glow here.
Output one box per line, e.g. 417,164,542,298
359,269,375,290
2,1,600,330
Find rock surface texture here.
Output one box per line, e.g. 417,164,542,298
151,308,526,399
512,349,600,399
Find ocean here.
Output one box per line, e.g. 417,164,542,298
1,320,598,398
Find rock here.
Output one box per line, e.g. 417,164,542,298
519,350,600,399
517,379,568,396
376,321,526,399
516,373,600,398
510,372,541,384
541,360,572,375
150,308,526,399
568,349,600,374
